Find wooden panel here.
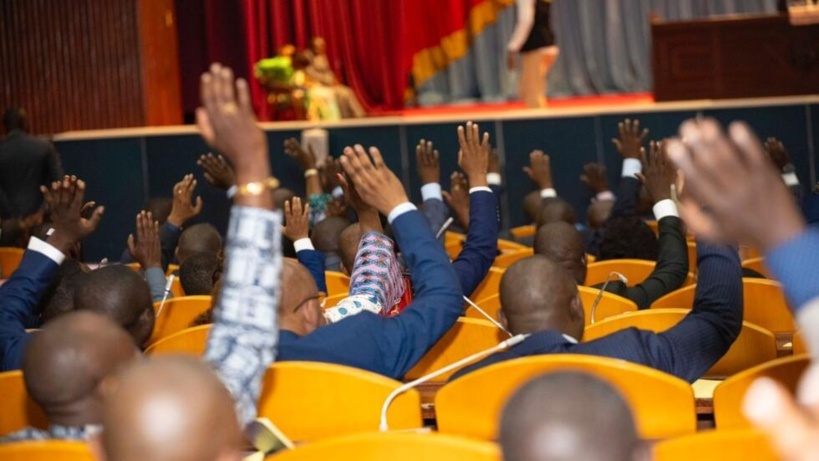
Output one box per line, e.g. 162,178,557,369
0,0,180,134
653,15,819,101
139,0,182,125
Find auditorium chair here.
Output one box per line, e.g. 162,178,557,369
268,432,500,461
445,240,463,260
469,267,505,302
792,330,808,355
650,278,795,334
166,263,180,276
470,287,638,326
0,370,47,437
492,248,533,269
687,240,697,273
0,247,24,278
496,238,528,253
584,259,695,288
0,441,94,461
148,295,213,345
170,275,185,298
652,429,777,461
713,354,810,430
256,362,422,443
741,256,771,279
405,318,507,382
144,324,212,357
509,225,535,239
322,292,349,309
325,271,351,296
583,309,777,378
435,354,696,440
124,262,141,272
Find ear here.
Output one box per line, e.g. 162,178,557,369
570,293,584,323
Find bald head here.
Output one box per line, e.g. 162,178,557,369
534,222,587,285
536,199,578,229
311,216,350,254
74,265,155,347
279,259,324,335
23,311,138,426
101,356,244,461
177,223,222,263
272,188,296,210
339,223,362,274
500,255,583,339
523,191,543,224
501,371,641,461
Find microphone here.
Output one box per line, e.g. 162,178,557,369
462,296,513,337
155,274,176,317
378,333,529,432
589,271,628,324
436,217,455,240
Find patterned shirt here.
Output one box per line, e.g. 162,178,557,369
0,424,98,443
325,231,404,323
307,193,334,227
204,206,281,427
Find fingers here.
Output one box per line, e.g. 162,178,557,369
192,196,203,214
442,190,452,205
677,199,723,241
729,121,768,170
127,234,136,255
369,147,385,169
635,172,646,183
236,78,252,113
457,125,468,153
744,376,816,460
284,199,292,218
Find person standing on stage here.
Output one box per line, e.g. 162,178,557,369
507,0,559,108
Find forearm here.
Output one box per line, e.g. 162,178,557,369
295,240,327,293
158,222,182,271
627,208,688,309
611,160,643,218
348,231,403,308
453,189,499,296
358,208,382,234
204,206,281,426
306,175,323,197
420,183,449,241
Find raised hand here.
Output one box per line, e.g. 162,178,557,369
580,163,608,194
636,140,676,204
167,174,204,227
127,211,161,270
665,118,805,251
283,197,311,241
416,139,440,185
196,63,268,182
457,121,489,188
443,171,471,228
339,168,381,233
612,118,649,160
197,153,236,190
764,137,790,171
284,138,317,171
41,175,104,254
320,157,341,192
338,145,409,216
523,150,553,190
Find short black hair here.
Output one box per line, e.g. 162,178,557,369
40,259,87,323
598,217,658,261
179,252,218,296
177,224,222,263
143,198,173,225
3,107,28,132
311,216,350,254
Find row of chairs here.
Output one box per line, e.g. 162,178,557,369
2,353,809,443
0,429,779,461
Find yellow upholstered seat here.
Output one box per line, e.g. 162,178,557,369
0,370,47,437
585,259,695,287
149,295,213,344
0,247,25,278
325,271,351,296
653,429,777,461
0,441,94,461
144,324,212,357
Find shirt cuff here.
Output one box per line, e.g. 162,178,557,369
331,186,344,198
421,183,443,202
653,199,679,220
487,173,502,186
622,158,643,178
783,172,800,187
540,188,557,198
470,186,492,194
596,191,616,202
226,185,237,199
387,202,417,224
28,236,65,265
294,238,315,252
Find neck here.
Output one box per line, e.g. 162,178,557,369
45,397,101,427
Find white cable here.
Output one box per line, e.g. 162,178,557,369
155,274,176,317
463,296,513,337
378,333,530,432
436,217,455,240
589,271,628,324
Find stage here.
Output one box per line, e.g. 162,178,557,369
53,94,819,261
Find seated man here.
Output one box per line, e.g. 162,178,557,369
179,252,219,296
176,223,222,264
451,236,742,382
0,311,139,442
275,144,463,380
500,371,645,461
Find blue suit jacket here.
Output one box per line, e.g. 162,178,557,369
451,241,743,383
277,210,463,380
0,249,59,371
297,249,327,294
453,190,499,297
767,227,819,311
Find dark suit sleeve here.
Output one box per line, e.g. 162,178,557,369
291,209,463,379
624,215,689,309
296,249,327,293
45,143,63,184
421,198,450,245
611,177,641,218
0,248,61,371
452,190,499,297
159,222,182,272
576,241,743,382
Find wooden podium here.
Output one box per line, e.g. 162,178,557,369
652,14,819,101
0,0,182,134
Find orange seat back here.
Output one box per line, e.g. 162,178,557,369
0,247,25,278
653,429,777,461
0,441,94,461
144,324,212,356
0,370,48,437
149,295,213,345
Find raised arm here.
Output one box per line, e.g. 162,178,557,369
163,174,204,270
416,139,449,241
197,63,280,426
283,196,327,293
127,211,168,302
610,119,649,218
0,176,104,371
